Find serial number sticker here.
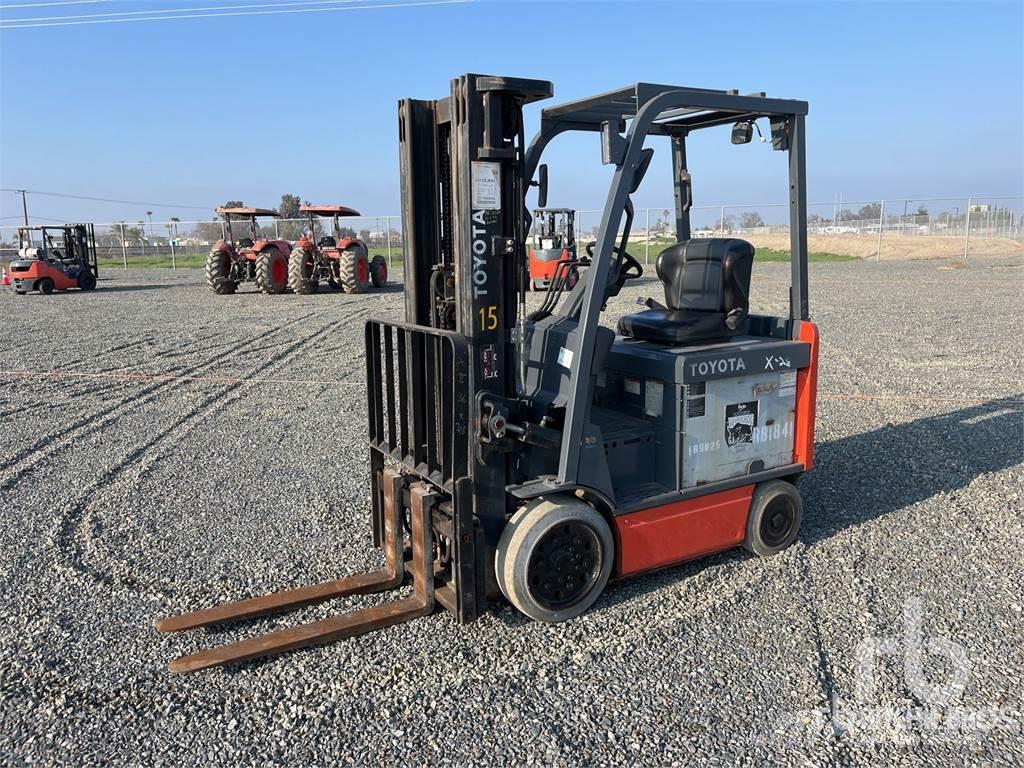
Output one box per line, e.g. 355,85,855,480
624,377,641,395
779,370,797,397
471,162,501,210
557,346,574,369
688,439,721,457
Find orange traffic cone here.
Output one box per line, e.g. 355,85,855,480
1,267,9,286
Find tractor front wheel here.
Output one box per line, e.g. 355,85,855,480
206,250,237,295
338,247,370,294
496,495,613,623
368,255,388,288
255,248,288,295
288,246,319,294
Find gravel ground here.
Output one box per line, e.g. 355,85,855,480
0,259,1021,766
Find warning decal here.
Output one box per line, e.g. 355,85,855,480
725,401,758,448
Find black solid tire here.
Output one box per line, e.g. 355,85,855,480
205,250,237,295
496,495,613,623
369,255,387,288
255,247,288,295
38,278,54,295
78,270,97,291
338,246,369,294
743,480,803,557
288,246,318,294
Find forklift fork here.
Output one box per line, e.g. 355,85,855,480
158,468,435,673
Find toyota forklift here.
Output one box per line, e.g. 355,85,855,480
159,75,818,672
8,224,99,294
528,207,584,291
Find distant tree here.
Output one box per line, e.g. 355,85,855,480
915,206,929,216
358,228,371,241
807,213,825,223
223,200,244,209
277,193,304,239
857,203,882,220
740,211,764,228
721,214,736,231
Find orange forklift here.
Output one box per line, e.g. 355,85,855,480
8,224,98,295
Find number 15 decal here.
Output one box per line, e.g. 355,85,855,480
478,305,499,331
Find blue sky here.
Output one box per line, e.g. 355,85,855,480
1,0,1021,224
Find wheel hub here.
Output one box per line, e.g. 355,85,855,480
760,496,796,548
527,522,601,610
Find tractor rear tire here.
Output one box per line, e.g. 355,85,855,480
742,480,803,557
78,270,97,291
496,495,613,623
369,255,388,288
338,246,370,294
38,278,54,295
288,246,319,294
206,250,237,295
256,247,288,295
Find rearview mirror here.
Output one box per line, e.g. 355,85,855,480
630,148,655,194
537,164,548,208
731,121,753,145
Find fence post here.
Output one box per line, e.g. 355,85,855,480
274,219,280,239
169,236,176,271
645,208,650,264
385,215,393,269
875,200,884,261
963,196,972,261
119,223,128,270
720,205,725,233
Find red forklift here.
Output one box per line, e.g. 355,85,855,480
528,207,583,291
205,207,292,295
288,204,387,294
159,75,818,672
8,224,98,295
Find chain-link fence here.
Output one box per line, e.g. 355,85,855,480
2,196,1020,268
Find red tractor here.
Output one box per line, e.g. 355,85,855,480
205,207,292,295
288,204,387,294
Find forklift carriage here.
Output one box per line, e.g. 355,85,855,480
288,204,387,294
159,75,818,672
205,207,293,295
9,224,99,295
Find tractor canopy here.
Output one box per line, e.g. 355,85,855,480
299,204,362,217
215,207,281,218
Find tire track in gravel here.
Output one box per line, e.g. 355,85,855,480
50,301,374,593
0,313,317,488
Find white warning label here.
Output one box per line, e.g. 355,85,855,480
471,162,501,210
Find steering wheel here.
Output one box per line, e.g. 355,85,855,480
585,241,643,280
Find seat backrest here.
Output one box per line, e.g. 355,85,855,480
654,238,754,314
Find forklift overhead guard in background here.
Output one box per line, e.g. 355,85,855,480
159,75,818,672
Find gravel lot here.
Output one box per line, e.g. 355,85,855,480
1,258,1021,766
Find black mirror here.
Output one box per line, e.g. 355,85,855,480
731,121,753,144
537,164,548,209
630,148,655,193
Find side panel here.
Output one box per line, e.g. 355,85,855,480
613,485,753,577
793,320,819,470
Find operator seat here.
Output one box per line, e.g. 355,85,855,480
617,238,754,345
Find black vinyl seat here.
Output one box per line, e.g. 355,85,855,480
617,238,754,345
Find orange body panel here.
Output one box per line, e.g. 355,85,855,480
613,485,754,577
529,247,570,280
17,261,80,290
794,321,819,470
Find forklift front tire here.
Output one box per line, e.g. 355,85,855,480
496,495,613,623
743,480,803,557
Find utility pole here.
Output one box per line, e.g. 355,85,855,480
19,190,28,225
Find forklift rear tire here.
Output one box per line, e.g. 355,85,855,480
256,248,289,294
496,495,613,623
38,278,54,295
742,480,803,557
288,246,319,294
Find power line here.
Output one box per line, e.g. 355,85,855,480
1,188,214,210
6,0,375,23
0,0,469,28
0,0,116,8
